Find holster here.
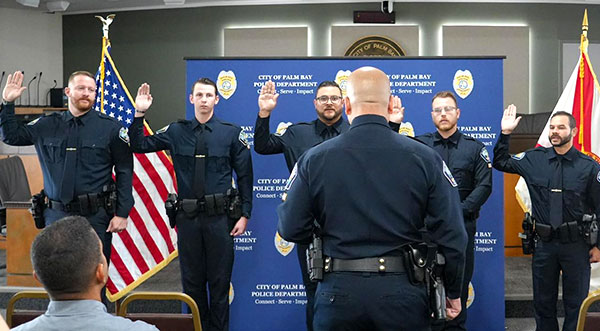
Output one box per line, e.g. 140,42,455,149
29,190,47,229
519,213,535,255
306,234,324,282
402,243,427,285
582,214,598,247
164,193,179,228
226,188,242,220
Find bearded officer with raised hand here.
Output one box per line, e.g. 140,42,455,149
277,66,467,331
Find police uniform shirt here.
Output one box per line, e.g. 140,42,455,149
129,115,253,217
277,114,467,298
254,115,350,172
0,102,134,217
493,133,600,225
417,130,492,219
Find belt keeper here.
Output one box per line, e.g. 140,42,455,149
379,258,386,272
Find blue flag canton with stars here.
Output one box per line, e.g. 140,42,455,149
93,46,134,129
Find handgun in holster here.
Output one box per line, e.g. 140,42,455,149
226,188,242,220
518,212,535,254
427,252,447,321
582,214,599,247
164,193,179,228
402,243,427,285
102,183,117,216
29,190,47,229
306,233,324,282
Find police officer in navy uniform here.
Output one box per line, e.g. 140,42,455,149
392,91,492,331
277,66,467,331
254,79,348,330
0,70,133,262
493,105,600,331
131,79,252,331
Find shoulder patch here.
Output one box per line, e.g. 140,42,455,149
238,130,250,149
156,125,170,134
119,127,130,145
443,161,458,187
284,163,299,193
275,122,293,136
480,147,492,168
597,170,600,183
27,117,41,126
511,152,526,160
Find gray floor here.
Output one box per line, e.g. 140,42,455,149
0,251,567,330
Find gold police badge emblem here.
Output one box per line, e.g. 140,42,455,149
274,231,295,256
335,70,352,97
398,122,415,137
275,122,292,136
229,282,234,305
453,70,474,99
467,282,475,308
217,70,237,100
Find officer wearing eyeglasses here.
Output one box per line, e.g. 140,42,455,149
393,91,492,331
254,80,348,330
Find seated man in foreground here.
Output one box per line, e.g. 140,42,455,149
13,216,158,331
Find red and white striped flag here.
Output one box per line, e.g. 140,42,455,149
515,9,600,291
93,28,178,301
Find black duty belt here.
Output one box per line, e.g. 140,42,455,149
48,200,83,213
325,256,405,273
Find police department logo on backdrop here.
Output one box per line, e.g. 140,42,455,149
335,70,352,97
467,282,475,308
229,282,234,304
398,122,415,137
274,231,295,256
453,70,474,99
217,70,237,100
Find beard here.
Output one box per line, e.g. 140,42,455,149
549,132,572,147
72,97,93,112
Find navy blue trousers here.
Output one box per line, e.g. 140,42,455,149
297,243,317,331
532,238,590,331
177,213,233,331
313,272,430,331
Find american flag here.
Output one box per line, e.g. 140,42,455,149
93,38,178,301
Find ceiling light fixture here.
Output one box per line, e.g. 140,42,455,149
16,0,40,8
46,1,70,12
164,0,185,5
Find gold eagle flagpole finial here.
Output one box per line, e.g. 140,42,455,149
583,9,589,39
95,14,116,39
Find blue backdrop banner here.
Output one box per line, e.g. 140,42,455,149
185,57,505,331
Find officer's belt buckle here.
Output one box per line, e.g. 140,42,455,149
328,256,405,273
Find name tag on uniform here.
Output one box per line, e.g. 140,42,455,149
66,148,77,151
550,189,562,193
195,154,206,158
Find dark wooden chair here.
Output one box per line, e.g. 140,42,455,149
6,290,49,328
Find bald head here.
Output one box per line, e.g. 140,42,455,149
344,66,392,123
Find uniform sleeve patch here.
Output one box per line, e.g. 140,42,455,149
238,130,250,149
597,170,600,183
511,152,526,160
275,122,292,136
443,161,458,187
119,127,130,145
156,125,170,134
284,163,298,192
27,118,41,126
480,147,492,168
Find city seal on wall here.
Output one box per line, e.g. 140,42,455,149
217,70,237,100
344,35,406,57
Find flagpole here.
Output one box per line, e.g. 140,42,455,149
579,10,589,151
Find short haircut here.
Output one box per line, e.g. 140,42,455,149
190,77,218,95
431,91,458,106
316,81,342,96
68,71,95,85
31,216,102,297
551,111,577,129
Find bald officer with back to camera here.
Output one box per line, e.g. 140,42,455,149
277,66,467,331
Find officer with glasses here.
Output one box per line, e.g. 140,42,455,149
391,91,492,331
254,80,348,330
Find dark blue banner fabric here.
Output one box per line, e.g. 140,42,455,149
186,57,505,331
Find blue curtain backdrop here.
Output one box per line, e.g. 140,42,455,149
185,57,505,331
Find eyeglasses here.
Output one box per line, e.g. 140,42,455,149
315,95,343,104
432,106,457,114
73,86,97,94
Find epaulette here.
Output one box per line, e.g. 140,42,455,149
176,119,189,124
406,135,428,146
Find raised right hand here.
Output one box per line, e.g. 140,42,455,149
2,71,27,103
501,104,521,135
134,83,153,117
258,80,279,117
